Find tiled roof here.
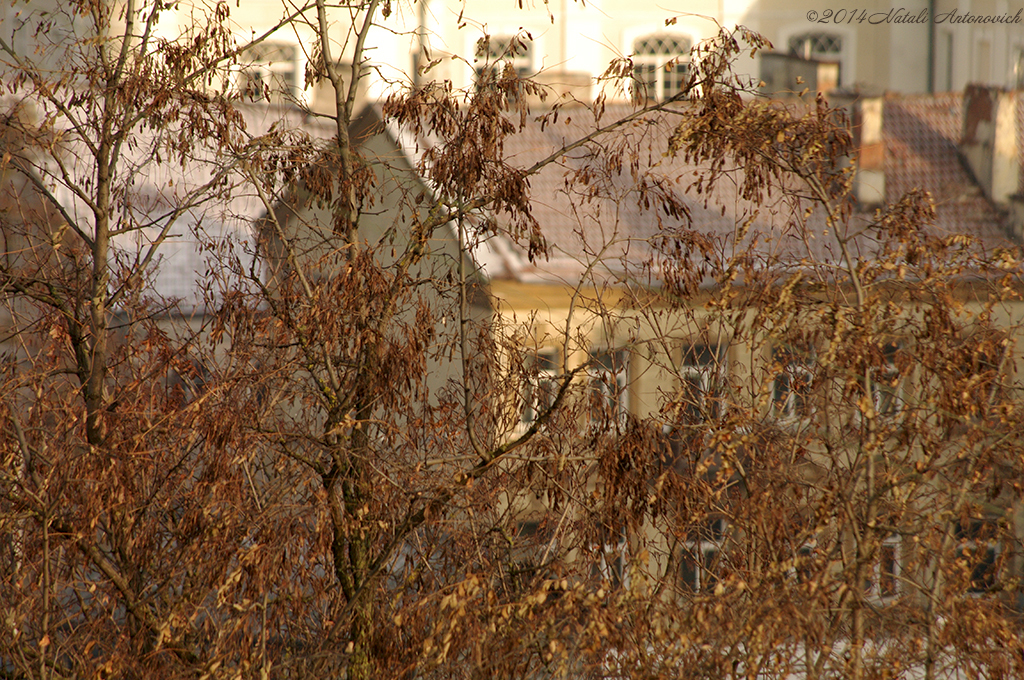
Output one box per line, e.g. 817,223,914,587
470,103,769,284
883,92,1010,246
130,105,335,311
466,94,1015,285
1,96,335,312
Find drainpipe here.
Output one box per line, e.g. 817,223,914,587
561,0,568,70
414,0,427,88
927,0,935,92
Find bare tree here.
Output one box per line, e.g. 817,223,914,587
2,1,1022,679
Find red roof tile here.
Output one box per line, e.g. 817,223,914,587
883,92,1010,246
468,94,1017,284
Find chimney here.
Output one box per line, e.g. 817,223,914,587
758,52,838,97
852,96,886,207
961,84,1018,207
1007,195,1024,241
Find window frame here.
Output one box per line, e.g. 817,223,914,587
871,343,903,417
590,524,629,591
631,33,691,102
507,517,559,593
788,32,843,60
677,342,724,424
954,519,1002,595
521,347,560,426
786,30,845,86
232,39,304,105
588,348,629,428
790,539,822,585
475,34,534,87
680,518,726,593
772,346,815,422
865,535,901,601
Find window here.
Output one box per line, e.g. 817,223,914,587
871,343,902,417
773,346,814,421
787,32,843,86
866,535,901,600
632,34,690,101
877,536,901,598
590,523,629,590
680,518,725,592
167,359,211,406
954,340,1006,421
234,41,301,104
522,348,559,425
788,32,842,60
475,35,533,85
678,343,723,423
791,540,821,585
589,349,629,427
506,518,557,594
954,520,1001,594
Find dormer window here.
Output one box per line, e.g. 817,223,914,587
632,34,690,102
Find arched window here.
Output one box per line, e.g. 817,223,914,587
788,32,842,59
632,34,690,101
787,32,843,85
